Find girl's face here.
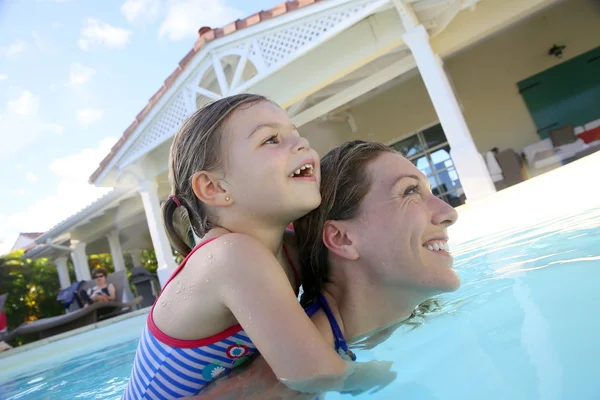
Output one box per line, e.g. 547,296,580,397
221,101,321,225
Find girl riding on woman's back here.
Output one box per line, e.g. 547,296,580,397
123,94,390,399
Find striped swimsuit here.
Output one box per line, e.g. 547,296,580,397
122,236,299,399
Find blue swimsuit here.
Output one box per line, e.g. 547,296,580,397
305,294,356,362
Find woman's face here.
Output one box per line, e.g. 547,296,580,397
347,152,460,295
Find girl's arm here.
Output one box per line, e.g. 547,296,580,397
183,307,339,400
211,234,393,394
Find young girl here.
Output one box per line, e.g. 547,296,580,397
123,94,391,399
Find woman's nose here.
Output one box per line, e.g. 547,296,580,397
430,195,458,227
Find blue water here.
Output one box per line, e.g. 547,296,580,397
2,207,600,399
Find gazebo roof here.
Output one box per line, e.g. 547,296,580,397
88,0,322,184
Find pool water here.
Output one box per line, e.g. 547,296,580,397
2,207,600,399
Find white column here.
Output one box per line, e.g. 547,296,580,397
54,256,71,289
402,25,496,202
71,241,91,281
130,248,142,267
107,230,126,272
139,179,177,287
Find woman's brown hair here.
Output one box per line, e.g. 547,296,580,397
295,140,396,307
162,93,267,257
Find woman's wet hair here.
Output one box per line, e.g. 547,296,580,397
162,93,267,257
295,140,396,306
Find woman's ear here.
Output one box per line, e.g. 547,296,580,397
191,171,231,206
322,220,359,261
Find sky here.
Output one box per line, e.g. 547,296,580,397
0,0,284,255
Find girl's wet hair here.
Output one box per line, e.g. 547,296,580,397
162,93,267,257
295,140,397,307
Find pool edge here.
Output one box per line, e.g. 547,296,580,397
0,306,150,361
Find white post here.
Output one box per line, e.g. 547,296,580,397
71,241,91,281
130,248,142,268
54,256,71,289
401,24,496,202
107,230,126,272
139,179,177,287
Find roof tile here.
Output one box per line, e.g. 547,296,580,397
164,67,182,89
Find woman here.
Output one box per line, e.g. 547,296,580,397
79,268,116,306
187,140,460,399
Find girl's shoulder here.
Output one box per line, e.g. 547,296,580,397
186,232,279,278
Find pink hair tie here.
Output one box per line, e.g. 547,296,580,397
169,195,181,208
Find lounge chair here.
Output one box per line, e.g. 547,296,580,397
0,270,142,343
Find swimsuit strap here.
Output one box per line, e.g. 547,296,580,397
318,294,357,361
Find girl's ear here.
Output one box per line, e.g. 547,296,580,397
191,171,232,206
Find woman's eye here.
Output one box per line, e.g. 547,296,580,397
404,184,420,196
263,135,279,145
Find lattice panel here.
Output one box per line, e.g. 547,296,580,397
119,90,192,167
256,4,368,68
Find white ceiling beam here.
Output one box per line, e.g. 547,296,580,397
287,98,308,117
293,56,417,127
211,52,230,96
391,0,420,30
229,42,251,92
194,86,221,101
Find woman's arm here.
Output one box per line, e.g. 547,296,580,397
107,283,116,301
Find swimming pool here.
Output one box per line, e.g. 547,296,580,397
2,206,599,399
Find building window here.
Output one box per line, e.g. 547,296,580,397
390,124,465,207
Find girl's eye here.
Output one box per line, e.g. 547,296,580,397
263,135,280,145
404,184,420,196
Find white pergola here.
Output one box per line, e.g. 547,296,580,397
28,0,562,288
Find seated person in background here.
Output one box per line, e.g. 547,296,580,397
79,268,116,306
189,140,461,399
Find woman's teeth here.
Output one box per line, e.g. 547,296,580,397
289,164,314,177
426,242,450,252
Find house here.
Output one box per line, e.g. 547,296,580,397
24,0,600,289
11,233,44,252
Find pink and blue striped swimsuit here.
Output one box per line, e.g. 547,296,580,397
122,237,299,399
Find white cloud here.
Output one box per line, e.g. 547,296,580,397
76,107,104,126
8,90,40,117
122,0,161,24
0,74,7,81
78,18,132,51
69,63,96,85
0,112,62,158
0,138,118,256
1,40,27,58
159,0,243,41
41,123,65,135
25,172,39,183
